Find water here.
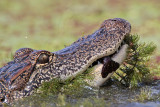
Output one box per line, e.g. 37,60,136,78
3,80,160,107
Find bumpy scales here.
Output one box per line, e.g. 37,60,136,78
0,18,131,103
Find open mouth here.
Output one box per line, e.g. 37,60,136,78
86,38,129,87
89,39,127,68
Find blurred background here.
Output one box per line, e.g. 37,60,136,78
0,0,160,65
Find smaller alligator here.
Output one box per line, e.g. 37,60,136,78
0,18,131,104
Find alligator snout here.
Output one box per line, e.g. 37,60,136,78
101,18,131,36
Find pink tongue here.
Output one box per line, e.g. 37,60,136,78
101,56,120,78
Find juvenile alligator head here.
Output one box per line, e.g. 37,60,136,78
0,18,131,104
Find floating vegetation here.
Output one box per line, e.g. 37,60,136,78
130,87,152,102
13,93,107,107
38,67,95,97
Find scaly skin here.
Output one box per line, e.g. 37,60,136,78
0,18,131,104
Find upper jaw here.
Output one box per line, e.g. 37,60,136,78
111,18,131,34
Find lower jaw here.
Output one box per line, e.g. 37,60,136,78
86,44,129,87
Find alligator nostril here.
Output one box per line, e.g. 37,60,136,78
112,19,117,21
0,96,5,102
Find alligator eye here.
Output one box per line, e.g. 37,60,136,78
37,54,49,64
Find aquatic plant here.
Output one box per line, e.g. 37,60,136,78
130,87,152,102
114,34,156,88
38,68,94,96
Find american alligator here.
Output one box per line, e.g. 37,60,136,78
0,18,131,104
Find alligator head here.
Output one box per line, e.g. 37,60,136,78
0,18,131,104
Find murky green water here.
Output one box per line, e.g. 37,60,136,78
4,80,159,107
